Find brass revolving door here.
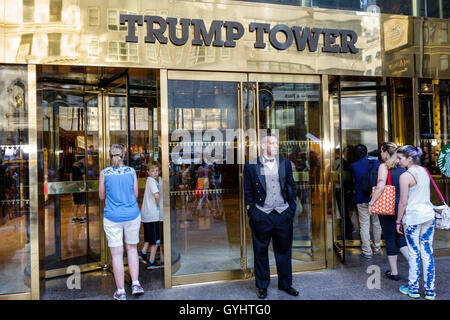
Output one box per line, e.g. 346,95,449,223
38,66,159,278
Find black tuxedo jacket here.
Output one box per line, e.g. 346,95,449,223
243,156,297,217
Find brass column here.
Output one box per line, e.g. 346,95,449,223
159,69,171,288
28,64,45,299
321,75,334,269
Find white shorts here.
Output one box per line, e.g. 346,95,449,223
103,215,141,247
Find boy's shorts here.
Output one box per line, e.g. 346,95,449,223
103,215,141,247
143,221,160,245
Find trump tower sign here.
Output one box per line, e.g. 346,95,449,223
119,14,359,54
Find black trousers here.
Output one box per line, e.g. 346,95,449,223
379,214,407,256
249,207,293,289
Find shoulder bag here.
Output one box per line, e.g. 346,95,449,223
370,169,396,215
424,167,450,230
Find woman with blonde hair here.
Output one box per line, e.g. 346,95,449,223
99,144,144,300
369,142,408,281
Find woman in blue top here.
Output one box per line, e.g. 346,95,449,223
369,142,408,281
99,144,144,300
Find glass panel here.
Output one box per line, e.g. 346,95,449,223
256,81,325,266
49,0,62,22
23,0,35,23
168,80,241,275
331,79,390,260
420,0,450,19
85,95,101,260
127,70,160,258
337,92,378,250
88,7,99,26
232,0,414,16
0,65,30,295
109,94,127,147
108,10,118,31
48,33,61,57
419,79,450,250
42,88,101,269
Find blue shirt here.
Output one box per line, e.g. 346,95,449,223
349,157,380,204
103,166,140,222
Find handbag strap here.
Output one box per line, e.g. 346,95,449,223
424,167,447,205
387,169,391,186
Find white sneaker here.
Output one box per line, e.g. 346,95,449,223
113,290,126,300
131,283,144,295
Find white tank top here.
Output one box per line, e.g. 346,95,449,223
404,166,435,226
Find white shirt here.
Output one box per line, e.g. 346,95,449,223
404,166,435,226
262,154,276,170
141,176,163,222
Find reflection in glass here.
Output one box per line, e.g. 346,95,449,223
420,0,450,19
0,65,30,295
419,79,450,250
168,80,241,275
42,88,101,268
330,79,391,260
232,0,413,16
256,81,324,266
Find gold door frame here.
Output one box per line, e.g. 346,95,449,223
329,81,389,259
40,76,129,279
165,70,249,287
163,71,327,288
248,73,326,274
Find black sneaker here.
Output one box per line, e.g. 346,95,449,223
78,217,87,223
72,217,78,223
146,261,161,270
138,252,148,264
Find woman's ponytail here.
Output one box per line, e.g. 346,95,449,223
110,144,125,168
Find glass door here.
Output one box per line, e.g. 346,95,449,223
43,88,104,276
329,76,390,261
167,71,250,282
104,70,160,266
247,74,326,272
40,66,160,278
166,71,326,285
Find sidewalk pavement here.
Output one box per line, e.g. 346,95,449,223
42,252,450,300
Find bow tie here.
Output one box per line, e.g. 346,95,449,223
265,158,275,163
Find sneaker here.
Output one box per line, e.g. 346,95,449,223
146,261,161,270
424,290,436,300
78,217,87,223
113,290,126,300
157,260,164,268
138,252,148,264
360,252,372,259
72,217,78,223
373,247,382,255
131,283,144,296
399,285,420,298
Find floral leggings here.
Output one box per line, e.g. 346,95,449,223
404,218,436,292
